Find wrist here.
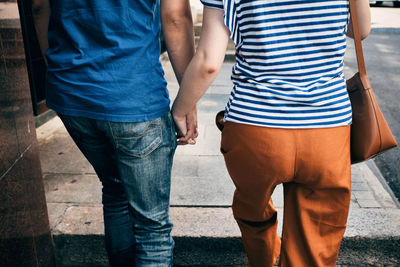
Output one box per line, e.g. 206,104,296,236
171,104,184,118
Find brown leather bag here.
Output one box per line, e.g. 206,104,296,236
347,0,397,163
217,0,397,164
215,110,225,132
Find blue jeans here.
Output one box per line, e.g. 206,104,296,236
59,112,177,267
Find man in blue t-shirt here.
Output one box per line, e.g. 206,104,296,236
32,0,197,265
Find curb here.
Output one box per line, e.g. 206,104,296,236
51,234,400,267
367,160,400,208
48,205,400,266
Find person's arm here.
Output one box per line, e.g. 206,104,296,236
32,0,50,63
347,0,371,40
171,7,229,127
161,0,195,84
161,0,197,144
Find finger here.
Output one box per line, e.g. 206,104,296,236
185,126,195,141
178,129,191,143
193,127,199,138
188,138,196,145
179,138,196,146
177,137,189,145
177,139,189,145
174,119,187,139
177,125,187,138
185,118,197,141
177,141,187,146
191,108,199,138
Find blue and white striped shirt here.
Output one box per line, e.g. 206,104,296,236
201,0,351,129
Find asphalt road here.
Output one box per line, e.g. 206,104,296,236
344,31,400,201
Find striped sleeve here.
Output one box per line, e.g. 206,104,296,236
200,0,224,10
201,0,242,47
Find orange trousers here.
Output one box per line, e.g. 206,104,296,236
220,122,351,267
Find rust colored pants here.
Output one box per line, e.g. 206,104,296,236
220,122,351,267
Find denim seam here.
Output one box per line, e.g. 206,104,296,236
106,121,119,151
108,121,163,158
141,124,163,158
113,123,161,140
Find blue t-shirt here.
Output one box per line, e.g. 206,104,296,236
45,0,170,122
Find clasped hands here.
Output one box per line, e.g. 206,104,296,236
172,107,198,145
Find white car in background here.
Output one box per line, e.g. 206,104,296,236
370,0,400,7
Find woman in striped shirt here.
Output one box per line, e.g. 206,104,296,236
172,0,371,266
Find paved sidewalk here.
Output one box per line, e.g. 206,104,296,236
38,60,400,266
0,0,398,265
31,2,400,266
370,4,400,31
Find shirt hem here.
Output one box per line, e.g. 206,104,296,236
47,103,171,123
200,0,224,10
224,117,352,130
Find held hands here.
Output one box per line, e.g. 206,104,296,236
172,106,198,145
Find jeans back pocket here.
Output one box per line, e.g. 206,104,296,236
109,118,162,158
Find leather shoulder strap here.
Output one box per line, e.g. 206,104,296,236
349,0,371,89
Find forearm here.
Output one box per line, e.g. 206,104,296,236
347,0,371,40
172,7,229,116
32,0,50,61
161,0,195,84
172,53,221,116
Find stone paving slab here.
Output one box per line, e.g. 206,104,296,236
47,203,400,240
39,129,95,175
171,156,235,206
53,205,104,235
44,173,101,204
0,3,18,19
0,2,20,28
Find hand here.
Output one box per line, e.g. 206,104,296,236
172,107,198,145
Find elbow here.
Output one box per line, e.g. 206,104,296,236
346,24,371,40
202,65,219,77
162,9,193,30
360,26,371,40
196,51,221,78
162,12,182,28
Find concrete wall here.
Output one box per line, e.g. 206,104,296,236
0,3,55,266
